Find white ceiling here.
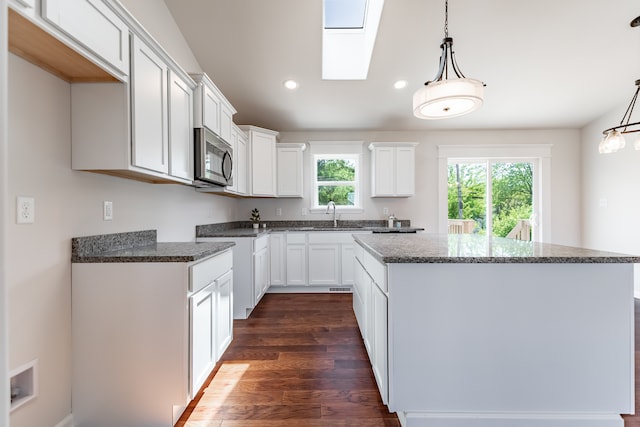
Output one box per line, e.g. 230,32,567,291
163,0,640,132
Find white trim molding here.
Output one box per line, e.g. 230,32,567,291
1,1,10,426
54,414,74,427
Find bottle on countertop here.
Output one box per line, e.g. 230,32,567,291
388,214,395,228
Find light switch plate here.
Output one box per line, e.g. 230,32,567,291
17,197,35,224
103,201,113,221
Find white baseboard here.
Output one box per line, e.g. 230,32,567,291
267,285,352,294
54,413,74,427
403,412,623,427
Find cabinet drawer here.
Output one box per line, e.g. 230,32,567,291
190,250,232,292
363,251,387,293
308,232,356,244
354,242,365,264
286,233,306,244
253,235,269,252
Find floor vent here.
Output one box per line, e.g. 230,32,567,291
329,287,351,293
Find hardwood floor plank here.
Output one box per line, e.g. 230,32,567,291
283,390,384,404
188,404,322,420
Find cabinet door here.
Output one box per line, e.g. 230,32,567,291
220,104,233,144
227,129,239,193
131,36,168,174
277,146,304,197
235,131,248,195
395,146,415,196
371,283,388,404
270,233,286,286
203,85,221,136
250,131,276,196
371,146,395,196
353,259,368,337
168,70,194,180
308,244,340,286
190,282,215,397
42,0,129,75
215,270,233,359
253,246,269,305
341,243,356,285
286,244,307,285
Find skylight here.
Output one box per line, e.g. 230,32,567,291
322,0,385,80
324,0,367,29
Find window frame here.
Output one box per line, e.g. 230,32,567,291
308,141,364,213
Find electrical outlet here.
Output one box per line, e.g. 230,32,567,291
16,197,35,224
103,201,113,221
301,207,307,216
383,207,389,215
276,207,282,217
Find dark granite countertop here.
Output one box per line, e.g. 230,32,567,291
354,233,640,264
72,230,234,263
196,220,423,237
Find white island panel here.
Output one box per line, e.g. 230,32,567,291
387,262,634,427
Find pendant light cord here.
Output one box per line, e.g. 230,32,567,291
444,0,449,38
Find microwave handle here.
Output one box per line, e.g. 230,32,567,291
222,150,233,182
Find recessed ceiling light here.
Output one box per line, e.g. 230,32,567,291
394,80,408,89
284,80,298,90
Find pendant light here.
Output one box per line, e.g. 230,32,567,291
413,0,485,120
598,16,640,154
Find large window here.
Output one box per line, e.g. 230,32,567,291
447,161,534,238
438,144,552,242
309,142,363,211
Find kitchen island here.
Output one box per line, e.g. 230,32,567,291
353,233,640,427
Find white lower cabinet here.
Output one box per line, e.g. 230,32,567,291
198,235,270,319
270,231,368,289
254,236,270,305
285,233,307,286
354,245,389,405
270,232,286,286
190,281,216,397
308,234,340,286
71,249,233,427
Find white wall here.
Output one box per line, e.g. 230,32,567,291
119,0,202,74
240,129,582,245
581,104,640,255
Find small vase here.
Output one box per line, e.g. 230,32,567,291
252,223,259,229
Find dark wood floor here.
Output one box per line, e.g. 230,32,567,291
176,293,400,427
178,294,640,427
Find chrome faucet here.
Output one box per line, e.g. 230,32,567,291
326,201,337,227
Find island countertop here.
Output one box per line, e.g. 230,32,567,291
354,233,640,264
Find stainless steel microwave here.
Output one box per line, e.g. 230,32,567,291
194,128,233,187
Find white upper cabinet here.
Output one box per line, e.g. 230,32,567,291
369,142,418,197
168,69,195,181
191,73,236,144
240,125,279,197
131,35,169,174
231,124,248,195
71,31,196,185
41,0,129,77
277,143,306,198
